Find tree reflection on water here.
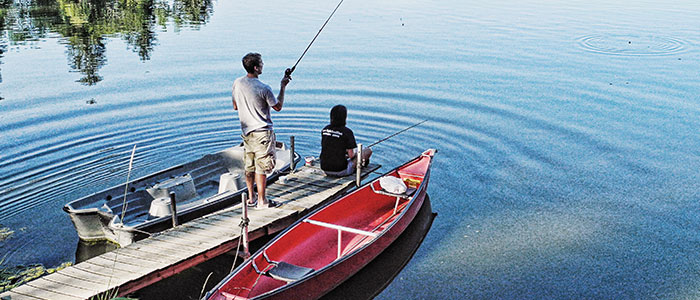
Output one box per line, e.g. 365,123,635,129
0,0,213,85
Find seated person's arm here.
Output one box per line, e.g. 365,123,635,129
346,148,355,159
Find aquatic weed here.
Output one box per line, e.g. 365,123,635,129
0,226,13,241
0,261,72,293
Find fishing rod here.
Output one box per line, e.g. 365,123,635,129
368,119,428,148
285,0,345,77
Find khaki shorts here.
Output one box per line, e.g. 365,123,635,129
242,130,276,175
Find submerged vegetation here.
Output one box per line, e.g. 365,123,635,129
0,261,72,292
0,226,13,241
0,0,214,85
0,225,133,297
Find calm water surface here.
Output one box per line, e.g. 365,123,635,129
1,0,700,298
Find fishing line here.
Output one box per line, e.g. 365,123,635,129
368,120,428,148
285,0,345,77
119,145,137,224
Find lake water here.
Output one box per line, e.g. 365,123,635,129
1,0,700,298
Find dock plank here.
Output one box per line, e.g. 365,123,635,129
31,277,97,299
73,261,140,282
185,221,239,236
11,281,84,300
1,164,380,300
87,256,159,275
56,267,114,286
41,272,104,293
0,291,44,300
105,247,183,264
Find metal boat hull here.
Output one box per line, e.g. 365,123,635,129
64,143,299,246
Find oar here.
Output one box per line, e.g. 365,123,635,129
367,120,428,148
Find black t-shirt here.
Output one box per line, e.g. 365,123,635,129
320,125,357,172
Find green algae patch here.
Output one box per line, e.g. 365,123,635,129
0,261,73,292
0,226,13,242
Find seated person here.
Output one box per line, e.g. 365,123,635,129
320,105,372,177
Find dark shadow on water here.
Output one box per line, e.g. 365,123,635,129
320,195,436,300
76,239,119,264
103,195,437,300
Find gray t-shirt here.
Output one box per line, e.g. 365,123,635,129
232,76,278,135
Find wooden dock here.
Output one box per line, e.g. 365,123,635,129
0,164,380,300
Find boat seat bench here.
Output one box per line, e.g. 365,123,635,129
257,252,315,282
267,261,315,282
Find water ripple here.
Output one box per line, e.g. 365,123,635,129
576,34,691,56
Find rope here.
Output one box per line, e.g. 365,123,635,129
230,217,249,273
245,264,276,298
199,272,214,300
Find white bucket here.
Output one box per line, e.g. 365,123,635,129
218,172,241,193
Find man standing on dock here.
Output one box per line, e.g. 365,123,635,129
232,53,291,209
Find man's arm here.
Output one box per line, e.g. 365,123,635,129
272,75,291,111
232,84,238,110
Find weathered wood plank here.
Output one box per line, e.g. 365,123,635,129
95,249,169,268
33,276,98,299
104,247,182,264
11,281,84,300
153,231,227,250
126,242,196,261
185,221,240,236
158,229,224,245
267,182,325,194
3,164,381,300
73,260,140,282
56,266,114,286
198,213,242,226
41,272,107,294
87,255,158,275
0,291,44,300
142,235,209,251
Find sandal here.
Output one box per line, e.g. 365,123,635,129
247,198,258,207
246,191,258,207
268,200,282,208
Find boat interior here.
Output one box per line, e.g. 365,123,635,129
213,151,433,300
66,144,293,228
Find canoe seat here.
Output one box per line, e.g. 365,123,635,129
267,261,315,282
263,252,314,282
371,180,416,199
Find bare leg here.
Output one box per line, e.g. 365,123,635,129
361,147,373,166
350,147,373,169
245,172,255,204
255,173,267,208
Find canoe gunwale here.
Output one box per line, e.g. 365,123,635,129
208,149,436,300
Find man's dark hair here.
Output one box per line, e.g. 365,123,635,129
242,53,262,74
330,105,347,127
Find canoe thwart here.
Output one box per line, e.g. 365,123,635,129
303,219,378,237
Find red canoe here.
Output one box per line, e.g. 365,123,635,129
204,149,437,300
